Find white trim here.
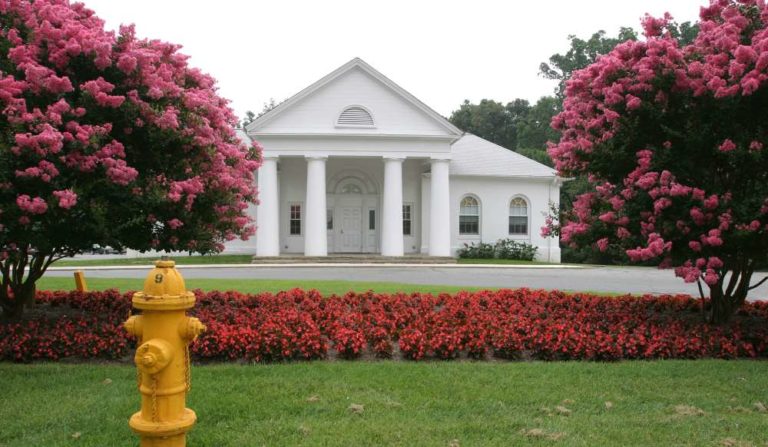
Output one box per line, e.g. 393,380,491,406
246,58,463,137
255,133,458,141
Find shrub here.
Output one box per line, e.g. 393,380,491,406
494,239,538,261
457,242,495,259
458,239,538,261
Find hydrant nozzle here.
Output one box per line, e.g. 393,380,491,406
125,259,204,447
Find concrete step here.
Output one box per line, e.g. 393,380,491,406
251,255,457,264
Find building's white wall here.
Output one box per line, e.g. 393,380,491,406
257,67,448,136
422,175,560,262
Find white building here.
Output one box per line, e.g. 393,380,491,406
234,58,562,262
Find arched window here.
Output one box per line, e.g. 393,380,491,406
337,106,374,127
340,183,363,194
459,196,480,235
509,197,528,235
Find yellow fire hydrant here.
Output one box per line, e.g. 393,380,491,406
124,259,206,447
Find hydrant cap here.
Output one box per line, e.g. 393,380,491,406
142,259,186,297
131,259,195,310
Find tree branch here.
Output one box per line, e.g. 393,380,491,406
748,276,768,291
696,279,706,301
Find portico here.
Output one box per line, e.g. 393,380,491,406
254,153,452,257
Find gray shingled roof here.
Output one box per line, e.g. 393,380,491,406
450,134,556,178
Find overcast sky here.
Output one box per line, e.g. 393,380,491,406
79,0,705,119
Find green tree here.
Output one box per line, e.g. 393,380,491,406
516,96,560,150
540,27,639,98
449,99,525,150
240,110,256,128
257,98,278,117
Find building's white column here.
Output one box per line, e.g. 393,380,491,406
255,156,280,256
429,158,451,257
304,155,328,256
381,156,404,256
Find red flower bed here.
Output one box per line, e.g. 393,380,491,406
1,289,766,363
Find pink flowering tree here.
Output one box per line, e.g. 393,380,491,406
0,0,261,319
546,0,768,324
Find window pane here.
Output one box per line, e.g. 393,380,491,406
509,216,527,234
402,204,412,235
460,196,479,216
459,216,479,235
290,204,301,235
369,209,375,230
510,198,527,216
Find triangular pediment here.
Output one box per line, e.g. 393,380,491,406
247,58,462,137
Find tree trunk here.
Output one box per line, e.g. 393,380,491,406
0,282,36,321
0,249,59,321
709,286,735,325
708,268,752,325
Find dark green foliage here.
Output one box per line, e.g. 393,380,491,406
458,239,538,261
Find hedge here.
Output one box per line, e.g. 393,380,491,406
1,289,766,362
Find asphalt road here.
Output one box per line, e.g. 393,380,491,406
46,265,768,299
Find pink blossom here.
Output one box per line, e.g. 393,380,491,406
155,107,180,129
167,219,184,230
703,269,720,286
718,139,737,152
596,238,609,252
52,189,77,209
598,212,616,223
703,195,719,210
16,195,48,214
626,95,642,110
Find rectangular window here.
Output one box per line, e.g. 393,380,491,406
326,208,333,230
459,216,479,235
509,216,527,235
368,209,375,230
289,204,301,235
402,204,412,236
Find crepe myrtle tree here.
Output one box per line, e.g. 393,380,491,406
0,0,262,319
545,0,768,324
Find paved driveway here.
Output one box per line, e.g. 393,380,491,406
46,264,768,299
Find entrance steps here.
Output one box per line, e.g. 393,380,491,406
251,254,457,264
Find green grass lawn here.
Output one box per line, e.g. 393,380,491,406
1,361,766,446
57,255,581,267
37,276,485,295
456,258,558,265
56,254,253,267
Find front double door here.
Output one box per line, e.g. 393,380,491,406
330,195,377,253
338,206,363,252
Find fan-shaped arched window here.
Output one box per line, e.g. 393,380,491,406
337,106,374,127
509,197,528,235
459,196,480,235
341,183,363,194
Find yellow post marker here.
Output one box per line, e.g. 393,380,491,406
124,259,206,447
73,270,88,292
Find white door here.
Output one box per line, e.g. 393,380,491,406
338,207,362,252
